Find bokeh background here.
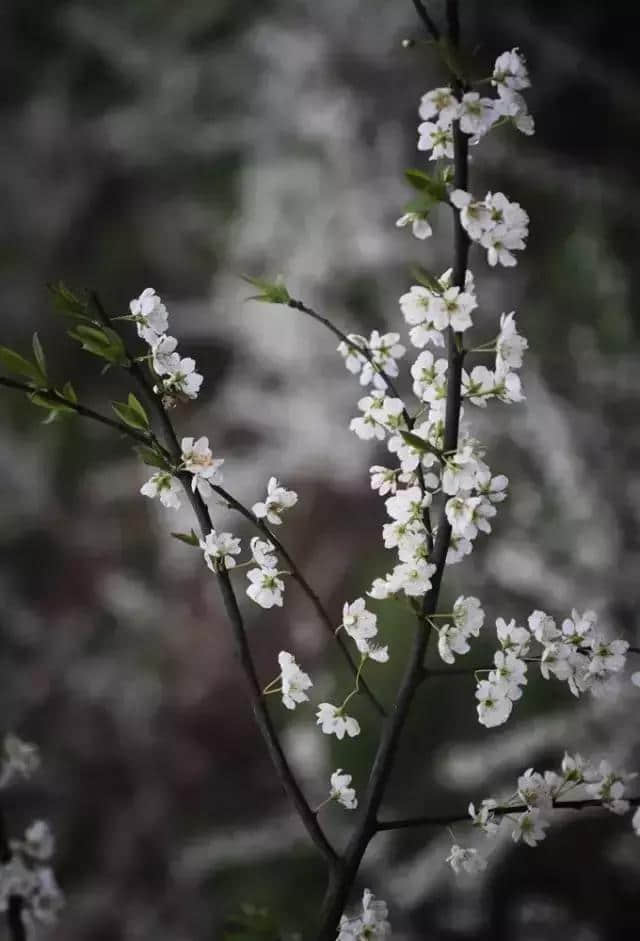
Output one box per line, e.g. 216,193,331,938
2,1,640,938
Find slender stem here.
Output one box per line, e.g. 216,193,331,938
376,795,640,832
411,0,440,40
211,484,387,717
288,298,409,422
0,805,26,941
88,293,338,866
0,376,156,448
315,5,470,934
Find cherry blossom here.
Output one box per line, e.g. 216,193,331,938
252,477,298,525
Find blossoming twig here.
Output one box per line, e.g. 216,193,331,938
376,795,640,832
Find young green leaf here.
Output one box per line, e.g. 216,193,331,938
404,169,447,202
111,400,151,432
134,445,170,471
410,265,443,294
61,381,77,404
399,429,432,453
171,530,200,547
126,393,149,429
243,275,290,305
48,282,92,321
32,333,47,381
0,346,46,386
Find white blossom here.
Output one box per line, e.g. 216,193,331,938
158,355,203,400
396,212,432,240
417,121,454,160
492,48,531,93
419,87,459,126
250,536,278,570
316,703,360,740
252,477,298,525
247,568,284,608
496,312,528,371
476,679,512,728
459,92,496,138
330,769,358,810
181,436,224,491
140,471,182,509
511,808,549,847
22,821,55,862
278,651,312,710
446,844,487,875
469,799,499,836
129,287,169,344
200,529,241,571
496,618,531,656
337,888,391,940
632,807,640,836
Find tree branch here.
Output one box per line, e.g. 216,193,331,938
0,376,156,448
411,0,440,41
376,795,640,832
0,805,26,941
88,294,338,866
315,4,470,935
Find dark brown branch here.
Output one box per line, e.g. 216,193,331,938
89,294,338,866
376,795,640,832
0,805,26,941
315,5,470,935
212,485,387,717
411,0,440,41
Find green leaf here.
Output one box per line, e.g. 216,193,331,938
0,346,46,386
62,381,77,404
400,430,432,452
111,400,150,431
32,333,47,380
242,274,290,305
126,393,149,429
171,530,200,547
135,445,170,471
48,282,93,321
410,265,443,294
69,324,129,366
404,169,447,202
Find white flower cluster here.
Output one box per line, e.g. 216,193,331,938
448,753,639,876
337,889,391,940
451,189,530,267
129,288,203,402
417,49,533,161
337,332,406,390
0,736,63,928
476,610,630,728
400,268,477,349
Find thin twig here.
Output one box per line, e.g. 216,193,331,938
411,0,440,41
0,376,155,447
88,293,338,865
212,485,387,717
0,805,26,941
376,795,640,832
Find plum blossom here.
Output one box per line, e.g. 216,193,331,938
419,87,459,126
252,477,298,525
492,48,531,93
396,212,432,240
446,844,487,875
458,92,495,137
330,770,358,810
496,312,528,371
180,436,224,491
512,808,549,846
246,568,284,608
418,121,454,160
278,652,312,710
129,287,169,344
200,529,241,571
140,471,182,509
337,888,391,940
316,703,360,740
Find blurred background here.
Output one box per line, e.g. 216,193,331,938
1,0,640,938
